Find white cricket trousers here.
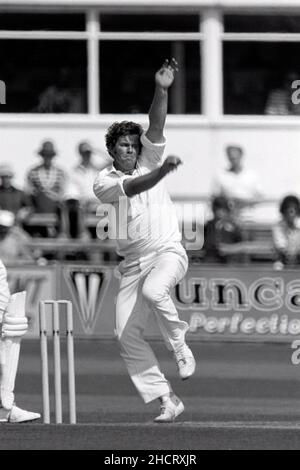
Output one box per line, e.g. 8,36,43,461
115,249,189,403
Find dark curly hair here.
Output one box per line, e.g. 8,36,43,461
280,195,300,215
105,121,143,156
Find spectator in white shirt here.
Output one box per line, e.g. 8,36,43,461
212,145,263,220
69,141,103,209
63,141,106,239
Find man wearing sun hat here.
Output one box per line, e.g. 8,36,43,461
25,140,66,237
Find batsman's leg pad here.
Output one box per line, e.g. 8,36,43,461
0,291,27,410
1,315,28,337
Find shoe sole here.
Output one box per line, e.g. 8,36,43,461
154,402,185,423
1,420,40,424
181,370,195,380
182,375,192,381
9,419,41,423
8,417,41,423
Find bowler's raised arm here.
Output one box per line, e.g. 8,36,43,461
145,58,178,144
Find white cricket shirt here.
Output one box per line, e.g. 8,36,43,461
93,133,183,259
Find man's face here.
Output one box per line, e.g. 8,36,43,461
1,175,13,188
227,148,243,171
79,143,92,161
284,204,298,224
42,154,55,168
112,134,140,173
80,150,92,163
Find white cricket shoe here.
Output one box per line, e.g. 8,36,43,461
174,344,196,380
154,395,184,423
0,405,41,423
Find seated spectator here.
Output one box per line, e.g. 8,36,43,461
69,141,102,209
272,195,300,265
0,210,34,263
63,141,106,238
203,196,243,263
0,163,32,225
25,140,66,237
212,145,263,220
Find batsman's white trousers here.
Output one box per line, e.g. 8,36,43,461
115,248,189,403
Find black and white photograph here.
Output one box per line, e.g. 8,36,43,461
0,0,300,454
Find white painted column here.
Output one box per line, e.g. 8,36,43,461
87,9,99,115
201,9,223,119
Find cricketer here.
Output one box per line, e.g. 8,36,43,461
0,259,40,422
94,59,196,422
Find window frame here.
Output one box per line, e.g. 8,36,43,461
0,5,299,122
221,11,300,118
0,7,204,116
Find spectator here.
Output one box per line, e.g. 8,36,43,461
212,145,263,220
68,141,102,209
63,141,109,239
272,195,300,265
0,163,32,225
203,196,243,263
34,67,84,113
25,140,66,237
0,210,33,263
62,141,102,239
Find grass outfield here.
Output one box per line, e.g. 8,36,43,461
1,339,300,449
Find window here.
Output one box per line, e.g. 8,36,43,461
223,42,300,115
99,40,201,114
0,11,202,115
1,9,300,117
0,13,85,30
224,14,300,33
0,40,87,113
100,14,199,32
223,14,300,115
98,14,201,114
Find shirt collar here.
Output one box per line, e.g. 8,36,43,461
110,164,135,176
